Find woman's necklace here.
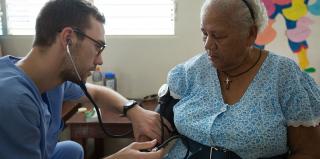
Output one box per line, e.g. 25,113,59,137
221,49,262,90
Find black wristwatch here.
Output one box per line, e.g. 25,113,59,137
122,100,138,116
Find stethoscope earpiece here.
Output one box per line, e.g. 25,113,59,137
67,39,72,45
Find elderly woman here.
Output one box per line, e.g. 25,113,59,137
162,0,320,159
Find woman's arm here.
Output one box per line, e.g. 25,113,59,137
288,125,320,159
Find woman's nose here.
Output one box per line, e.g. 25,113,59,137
204,36,217,51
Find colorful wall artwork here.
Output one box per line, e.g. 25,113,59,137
255,0,320,75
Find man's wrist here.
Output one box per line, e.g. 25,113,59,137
122,100,138,116
126,105,143,120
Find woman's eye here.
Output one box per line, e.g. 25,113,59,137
202,33,208,40
212,33,219,38
212,33,226,39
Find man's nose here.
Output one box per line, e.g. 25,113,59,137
94,53,103,65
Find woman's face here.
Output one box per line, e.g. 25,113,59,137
201,5,253,71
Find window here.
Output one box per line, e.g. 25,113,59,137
0,0,176,35
0,11,3,35
0,1,4,35
5,0,47,35
95,0,175,35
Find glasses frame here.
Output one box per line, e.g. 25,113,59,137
72,28,106,56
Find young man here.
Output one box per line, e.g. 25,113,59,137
0,0,167,159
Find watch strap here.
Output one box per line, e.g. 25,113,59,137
123,100,138,116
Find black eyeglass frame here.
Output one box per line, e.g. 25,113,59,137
72,28,106,56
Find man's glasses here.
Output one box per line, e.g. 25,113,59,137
72,28,106,56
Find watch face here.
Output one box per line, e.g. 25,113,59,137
125,100,135,107
158,84,169,98
123,100,138,116
124,100,137,107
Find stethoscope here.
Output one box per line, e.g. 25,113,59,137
66,41,132,137
66,41,189,155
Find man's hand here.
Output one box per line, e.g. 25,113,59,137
126,106,172,143
104,139,166,159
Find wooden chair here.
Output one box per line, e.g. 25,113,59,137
61,102,82,128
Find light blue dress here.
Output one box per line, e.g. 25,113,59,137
164,52,320,159
0,55,84,159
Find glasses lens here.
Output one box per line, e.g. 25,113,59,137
97,45,106,55
73,28,106,56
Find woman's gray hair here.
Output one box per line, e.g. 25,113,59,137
200,0,268,33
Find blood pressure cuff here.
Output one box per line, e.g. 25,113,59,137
154,84,180,133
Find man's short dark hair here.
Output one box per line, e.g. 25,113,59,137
33,0,105,47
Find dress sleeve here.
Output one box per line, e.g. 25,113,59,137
167,63,188,99
279,59,320,127
63,81,84,101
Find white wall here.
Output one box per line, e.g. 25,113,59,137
1,0,319,98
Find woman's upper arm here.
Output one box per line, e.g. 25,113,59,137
288,125,320,159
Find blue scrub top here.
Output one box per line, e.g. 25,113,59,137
0,55,84,159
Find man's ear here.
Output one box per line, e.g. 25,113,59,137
58,27,74,47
